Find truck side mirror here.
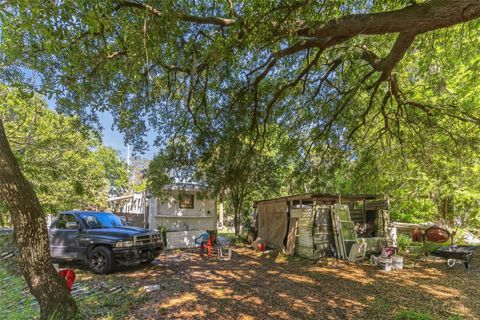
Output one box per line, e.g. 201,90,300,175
65,221,80,230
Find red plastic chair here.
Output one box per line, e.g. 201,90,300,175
195,233,216,256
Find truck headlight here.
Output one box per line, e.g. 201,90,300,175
115,240,134,248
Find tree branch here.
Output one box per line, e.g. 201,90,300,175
116,0,236,26
377,32,416,80
299,0,480,38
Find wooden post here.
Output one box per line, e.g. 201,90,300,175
362,199,367,224
219,201,224,228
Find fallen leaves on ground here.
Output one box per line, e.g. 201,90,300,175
71,246,480,320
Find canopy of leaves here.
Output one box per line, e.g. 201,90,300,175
0,84,128,218
2,1,480,225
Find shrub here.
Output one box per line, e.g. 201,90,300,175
156,226,167,245
396,233,415,252
394,310,433,320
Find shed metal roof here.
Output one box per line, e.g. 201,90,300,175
254,193,382,206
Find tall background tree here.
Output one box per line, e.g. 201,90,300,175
0,84,128,318
0,90,78,318
147,124,296,235
0,84,128,223
2,1,480,317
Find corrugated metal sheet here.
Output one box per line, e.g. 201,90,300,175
313,242,331,259
366,200,389,210
292,206,336,259
257,201,288,249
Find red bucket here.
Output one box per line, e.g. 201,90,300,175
257,243,266,252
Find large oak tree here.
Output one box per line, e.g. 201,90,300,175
2,1,480,318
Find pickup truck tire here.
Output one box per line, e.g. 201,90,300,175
88,246,114,274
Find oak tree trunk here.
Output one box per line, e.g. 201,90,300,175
0,118,78,319
234,208,240,237
230,193,241,236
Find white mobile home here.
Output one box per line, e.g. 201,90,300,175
108,192,148,227
148,183,216,249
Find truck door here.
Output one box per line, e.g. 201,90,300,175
49,213,84,259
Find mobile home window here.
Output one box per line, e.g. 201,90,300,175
179,194,194,209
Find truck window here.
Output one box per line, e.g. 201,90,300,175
78,212,123,229
56,214,78,229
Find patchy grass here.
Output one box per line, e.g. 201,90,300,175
1,233,145,320
0,266,38,319
392,309,465,320
75,288,146,320
1,234,38,318
369,299,390,314
394,310,433,320
0,260,145,320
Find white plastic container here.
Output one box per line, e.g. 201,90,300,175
392,255,403,270
388,225,398,247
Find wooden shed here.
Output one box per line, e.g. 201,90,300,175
254,194,389,260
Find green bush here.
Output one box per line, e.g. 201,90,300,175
397,233,416,252
156,226,167,245
394,310,433,320
240,217,256,243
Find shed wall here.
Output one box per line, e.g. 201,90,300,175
255,196,389,260
257,201,288,249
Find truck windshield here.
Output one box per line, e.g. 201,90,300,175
79,212,124,229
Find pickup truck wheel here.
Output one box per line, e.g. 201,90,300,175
88,246,114,274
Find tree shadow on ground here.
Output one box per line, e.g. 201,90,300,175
70,245,480,320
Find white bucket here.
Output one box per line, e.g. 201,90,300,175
377,257,392,272
392,255,403,270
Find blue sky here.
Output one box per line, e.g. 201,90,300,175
45,98,157,160
28,63,157,160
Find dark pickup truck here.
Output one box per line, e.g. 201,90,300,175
49,211,163,274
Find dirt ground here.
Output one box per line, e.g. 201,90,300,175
73,246,480,320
